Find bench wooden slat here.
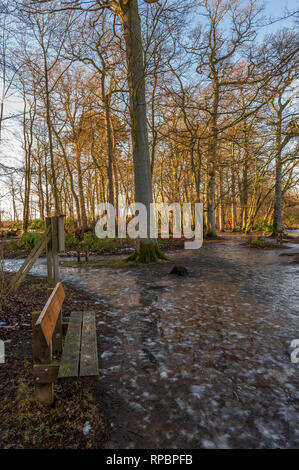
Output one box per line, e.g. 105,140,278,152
79,311,99,379
35,282,65,347
58,311,82,380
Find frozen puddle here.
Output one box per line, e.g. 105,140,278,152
4,239,299,449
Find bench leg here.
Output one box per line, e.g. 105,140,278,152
32,311,54,406
35,383,54,406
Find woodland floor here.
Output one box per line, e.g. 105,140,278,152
0,273,108,449
1,234,298,449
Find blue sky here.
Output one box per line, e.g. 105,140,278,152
264,0,298,16
262,0,298,33
0,0,298,215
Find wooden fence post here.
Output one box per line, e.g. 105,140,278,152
46,217,54,286
9,227,51,293
51,216,60,284
9,215,62,292
58,215,65,253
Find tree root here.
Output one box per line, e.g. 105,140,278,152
126,241,169,263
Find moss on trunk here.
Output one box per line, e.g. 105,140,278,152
206,230,217,238
126,241,169,263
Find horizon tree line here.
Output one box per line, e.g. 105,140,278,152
0,0,298,260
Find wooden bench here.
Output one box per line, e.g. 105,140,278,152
32,282,99,405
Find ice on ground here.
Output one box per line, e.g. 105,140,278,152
83,421,92,436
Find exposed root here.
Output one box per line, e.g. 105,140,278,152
126,242,169,263
206,230,217,239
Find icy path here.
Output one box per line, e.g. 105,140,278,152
5,239,299,448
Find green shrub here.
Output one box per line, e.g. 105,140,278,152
65,232,82,262
9,239,18,250
28,219,46,231
78,232,93,262
90,236,113,253
262,223,273,233
81,232,113,259
246,237,266,248
65,230,114,262
65,217,78,228
65,232,78,250
15,233,42,252
82,231,95,250
252,222,273,233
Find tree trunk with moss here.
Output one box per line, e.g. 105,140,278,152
206,81,219,237
120,0,167,262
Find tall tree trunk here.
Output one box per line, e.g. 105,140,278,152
42,53,60,215
23,150,31,232
231,142,237,231
120,0,167,262
241,122,249,231
101,72,114,207
37,156,45,220
218,161,225,232
273,111,283,234
75,146,88,231
53,127,82,228
10,176,18,223
207,81,219,237
150,71,158,177
44,154,50,216
22,90,34,232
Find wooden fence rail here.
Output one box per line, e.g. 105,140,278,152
9,215,65,293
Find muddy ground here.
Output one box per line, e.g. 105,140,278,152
1,235,299,449
0,274,108,449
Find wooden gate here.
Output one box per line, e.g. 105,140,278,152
9,215,65,293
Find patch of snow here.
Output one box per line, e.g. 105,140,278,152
83,421,92,436
101,351,113,359
160,369,169,379
175,398,185,410
202,439,216,449
0,324,18,329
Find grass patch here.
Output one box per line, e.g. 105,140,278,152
60,256,171,268
0,273,109,449
245,237,288,250
60,258,129,268
0,378,107,449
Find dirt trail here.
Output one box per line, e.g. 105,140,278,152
4,237,299,448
